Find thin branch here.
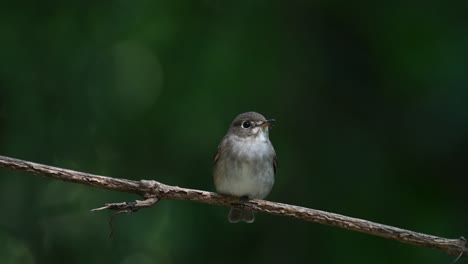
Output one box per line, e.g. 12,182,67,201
0,155,466,258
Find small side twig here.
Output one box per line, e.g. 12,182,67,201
91,196,159,237
91,196,159,213
451,237,466,264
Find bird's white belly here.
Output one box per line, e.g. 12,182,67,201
214,138,275,199
217,164,274,199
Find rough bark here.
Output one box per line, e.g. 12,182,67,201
0,155,466,259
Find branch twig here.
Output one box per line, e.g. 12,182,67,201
0,155,466,258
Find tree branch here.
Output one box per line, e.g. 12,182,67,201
0,155,466,259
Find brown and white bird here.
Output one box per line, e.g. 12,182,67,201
213,112,277,223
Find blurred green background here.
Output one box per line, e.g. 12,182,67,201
1,1,467,263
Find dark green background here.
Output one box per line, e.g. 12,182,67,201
1,1,467,263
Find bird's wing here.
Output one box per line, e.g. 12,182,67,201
214,136,228,165
273,156,278,175
213,142,223,165
213,147,220,165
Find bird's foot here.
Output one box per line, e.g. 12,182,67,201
240,195,249,203
231,195,250,208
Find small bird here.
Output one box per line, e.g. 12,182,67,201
213,112,277,223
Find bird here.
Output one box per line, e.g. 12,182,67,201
213,111,277,223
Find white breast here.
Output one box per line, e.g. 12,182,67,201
214,133,275,199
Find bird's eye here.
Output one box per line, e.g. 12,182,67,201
241,121,251,128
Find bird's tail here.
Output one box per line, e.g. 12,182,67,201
228,208,255,223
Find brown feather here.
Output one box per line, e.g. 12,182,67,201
273,156,278,175
213,149,220,164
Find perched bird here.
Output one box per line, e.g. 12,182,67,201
213,112,277,223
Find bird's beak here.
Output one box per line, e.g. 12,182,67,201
260,119,275,128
